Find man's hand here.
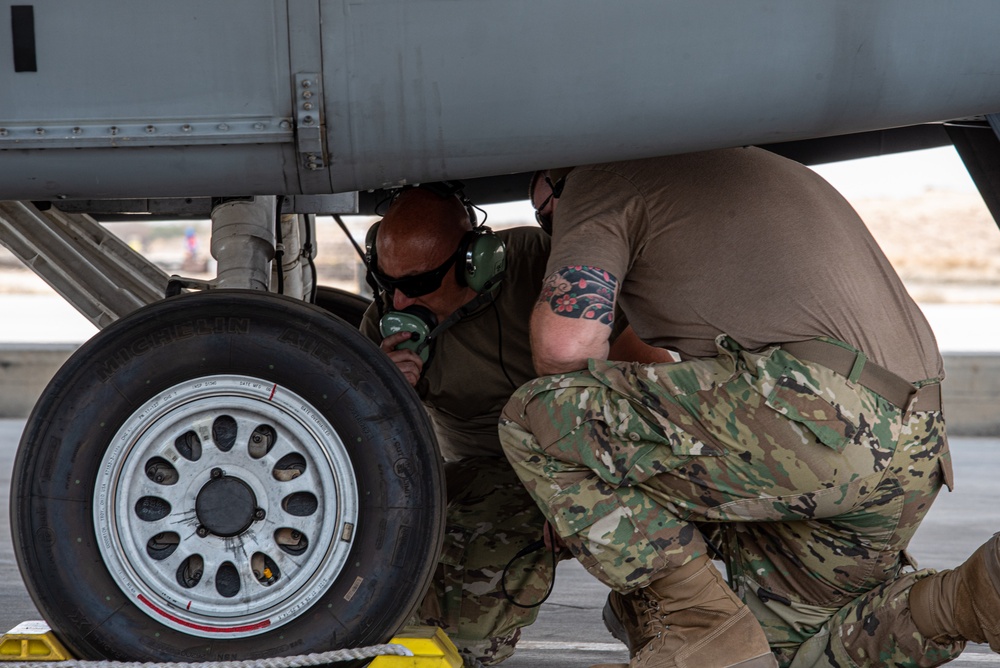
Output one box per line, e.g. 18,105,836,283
609,325,677,364
380,331,424,386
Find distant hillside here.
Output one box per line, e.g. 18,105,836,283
2,191,999,302
853,191,1000,303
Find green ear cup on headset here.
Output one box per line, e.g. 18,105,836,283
364,221,380,266
458,228,506,294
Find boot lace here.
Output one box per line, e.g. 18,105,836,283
637,588,667,638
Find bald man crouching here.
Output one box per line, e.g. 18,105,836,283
359,187,556,666
359,187,673,666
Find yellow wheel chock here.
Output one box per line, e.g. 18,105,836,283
0,621,71,662
371,626,463,667
0,621,459,666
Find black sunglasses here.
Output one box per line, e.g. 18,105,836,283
371,248,460,298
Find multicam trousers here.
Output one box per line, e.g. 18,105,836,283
499,336,962,667
411,456,556,666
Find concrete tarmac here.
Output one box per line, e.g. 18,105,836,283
0,419,997,666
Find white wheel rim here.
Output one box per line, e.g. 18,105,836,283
95,375,358,638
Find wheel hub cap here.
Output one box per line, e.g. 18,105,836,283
195,474,257,537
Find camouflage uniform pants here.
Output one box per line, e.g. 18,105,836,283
499,336,961,667
411,456,556,666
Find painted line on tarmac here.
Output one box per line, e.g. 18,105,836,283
517,644,1000,664
517,640,626,653
954,654,1000,664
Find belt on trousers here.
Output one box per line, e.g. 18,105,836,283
779,339,942,412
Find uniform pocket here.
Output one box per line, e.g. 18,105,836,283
763,371,861,452
587,358,725,461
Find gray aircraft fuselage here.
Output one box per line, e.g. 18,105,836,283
2,0,1000,201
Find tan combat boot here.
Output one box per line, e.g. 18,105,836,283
910,532,1000,649
602,589,652,659
593,555,776,668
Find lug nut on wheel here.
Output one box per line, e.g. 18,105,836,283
196,525,209,538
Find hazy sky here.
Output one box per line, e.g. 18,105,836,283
810,145,977,200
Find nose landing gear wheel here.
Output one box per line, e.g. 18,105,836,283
11,291,444,662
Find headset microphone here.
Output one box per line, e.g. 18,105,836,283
378,305,438,364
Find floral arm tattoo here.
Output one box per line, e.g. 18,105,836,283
539,265,617,326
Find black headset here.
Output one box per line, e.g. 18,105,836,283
364,183,507,296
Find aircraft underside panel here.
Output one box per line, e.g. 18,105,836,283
2,0,1000,199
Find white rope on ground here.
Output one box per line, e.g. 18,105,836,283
0,643,414,668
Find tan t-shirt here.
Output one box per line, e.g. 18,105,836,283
546,148,943,381
361,226,551,460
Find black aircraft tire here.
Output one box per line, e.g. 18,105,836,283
313,285,372,328
11,290,444,662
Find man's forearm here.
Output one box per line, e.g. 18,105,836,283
531,265,617,375
530,303,611,375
